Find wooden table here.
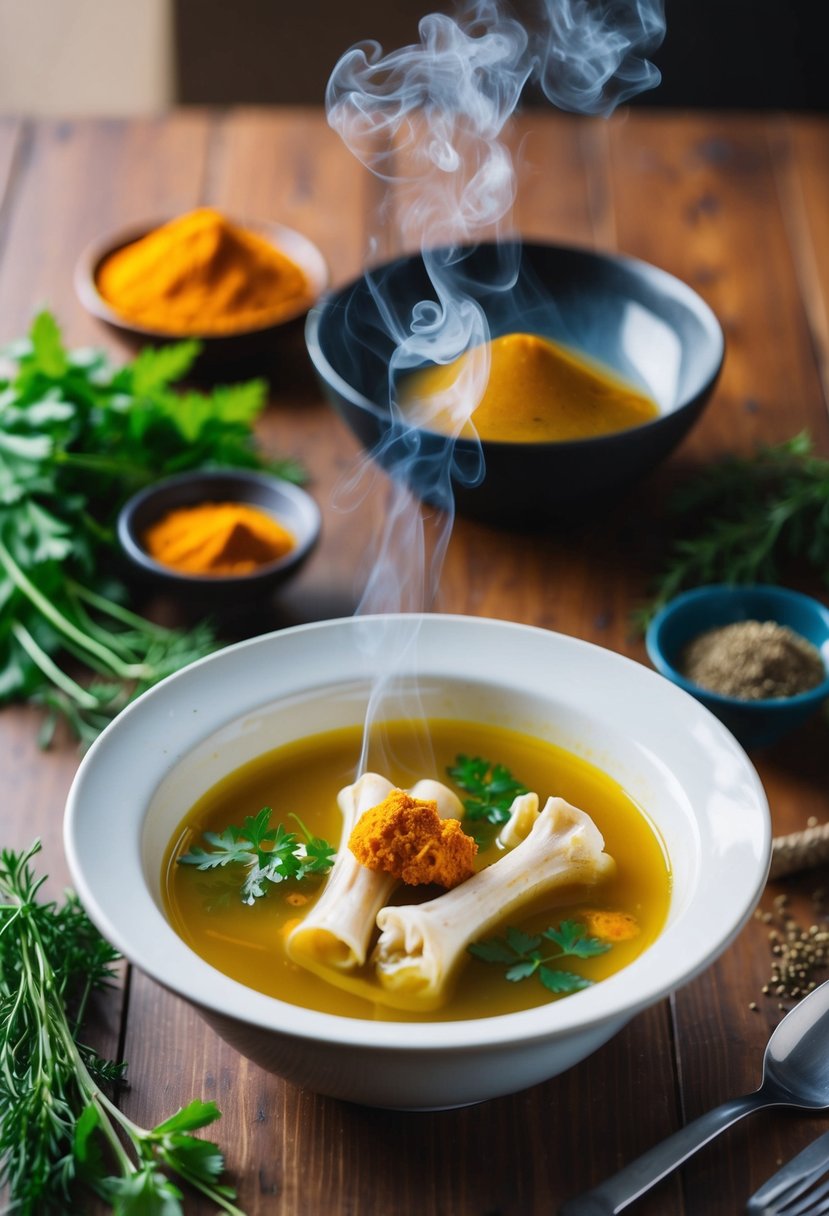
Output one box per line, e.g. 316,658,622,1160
2,106,829,1216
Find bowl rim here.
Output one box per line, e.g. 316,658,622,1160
304,239,726,451
64,614,770,1052
645,582,829,710
116,467,322,587
75,214,330,341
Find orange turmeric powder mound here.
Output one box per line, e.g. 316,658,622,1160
143,500,295,576
348,789,477,889
96,207,312,336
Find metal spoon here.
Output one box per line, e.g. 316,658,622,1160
559,979,829,1216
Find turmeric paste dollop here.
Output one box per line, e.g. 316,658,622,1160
348,789,477,889
143,500,295,577
96,208,312,336
580,909,640,942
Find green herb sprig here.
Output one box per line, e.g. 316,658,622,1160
0,312,305,745
179,808,336,904
447,754,529,844
468,920,611,996
0,840,244,1215
636,432,829,627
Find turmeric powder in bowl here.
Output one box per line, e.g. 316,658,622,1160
143,501,295,578
118,469,321,600
398,332,659,443
95,208,315,337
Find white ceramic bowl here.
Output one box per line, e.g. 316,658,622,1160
64,615,770,1110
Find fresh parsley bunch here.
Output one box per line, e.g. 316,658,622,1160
0,312,304,745
0,841,244,1215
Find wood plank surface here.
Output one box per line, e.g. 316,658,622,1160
0,118,23,229
1,108,829,1216
0,114,212,352
771,115,829,419
609,111,829,1213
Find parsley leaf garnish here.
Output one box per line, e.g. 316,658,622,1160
446,753,529,844
447,754,529,824
179,809,336,904
468,918,611,997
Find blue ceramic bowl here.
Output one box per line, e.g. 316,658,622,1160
305,241,724,526
646,584,829,749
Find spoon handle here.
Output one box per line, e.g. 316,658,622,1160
558,1091,769,1215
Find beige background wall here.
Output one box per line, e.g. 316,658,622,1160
0,0,825,115
0,0,174,115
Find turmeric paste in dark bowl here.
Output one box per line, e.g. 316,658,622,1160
117,469,321,601
305,241,724,526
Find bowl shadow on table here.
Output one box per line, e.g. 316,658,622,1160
126,577,362,641
752,709,829,787
290,1011,681,1216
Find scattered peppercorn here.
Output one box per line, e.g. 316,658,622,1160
680,619,825,700
755,891,829,1005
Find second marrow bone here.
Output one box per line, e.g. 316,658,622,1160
286,772,463,971
373,796,614,1007
497,790,540,849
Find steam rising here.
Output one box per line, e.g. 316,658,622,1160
534,0,665,114
326,0,665,775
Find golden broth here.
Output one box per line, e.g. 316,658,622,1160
398,332,659,442
163,720,671,1022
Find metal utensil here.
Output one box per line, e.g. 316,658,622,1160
559,980,829,1216
746,1128,829,1215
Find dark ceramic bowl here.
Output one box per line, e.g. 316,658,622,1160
305,241,724,526
117,469,321,602
76,217,328,368
646,584,829,749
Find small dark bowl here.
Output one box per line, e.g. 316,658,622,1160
646,584,829,749
117,469,321,603
305,241,724,526
76,217,329,368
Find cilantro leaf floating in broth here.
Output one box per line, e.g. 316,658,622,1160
179,809,336,905
470,919,613,996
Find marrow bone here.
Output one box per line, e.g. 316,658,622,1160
286,772,463,971
372,796,614,1009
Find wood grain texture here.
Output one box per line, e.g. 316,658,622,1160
608,112,829,461
771,116,829,419
121,971,680,1215
0,113,211,348
0,118,23,230
206,106,378,287
515,114,615,249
